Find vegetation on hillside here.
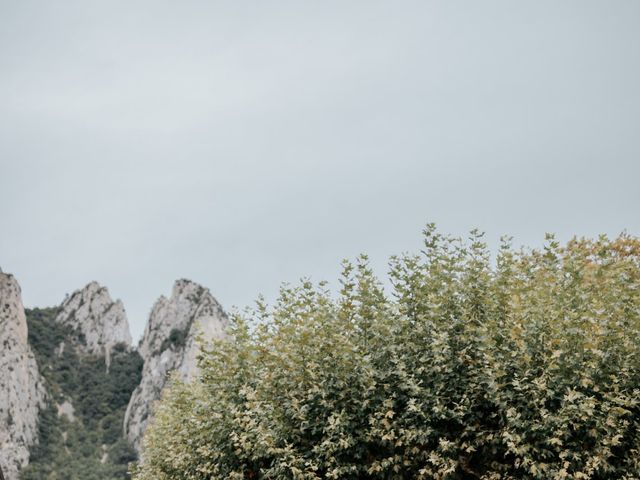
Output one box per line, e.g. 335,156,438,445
134,226,640,479
23,308,142,480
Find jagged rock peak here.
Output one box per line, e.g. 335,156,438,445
138,278,226,360
0,272,46,480
125,278,228,452
55,281,132,362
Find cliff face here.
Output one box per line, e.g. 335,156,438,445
124,279,228,451
0,273,46,480
0,274,228,476
54,282,133,367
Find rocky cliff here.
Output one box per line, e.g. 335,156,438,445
0,274,228,477
0,273,46,480
124,279,228,451
54,282,132,367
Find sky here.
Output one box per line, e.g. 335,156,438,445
1,0,639,341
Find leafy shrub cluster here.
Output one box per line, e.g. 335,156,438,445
23,309,143,480
135,227,640,479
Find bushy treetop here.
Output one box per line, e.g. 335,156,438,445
134,226,640,479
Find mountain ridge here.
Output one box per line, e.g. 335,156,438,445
0,272,228,480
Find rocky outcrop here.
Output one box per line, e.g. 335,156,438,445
1,274,228,471
124,279,228,451
55,282,132,367
0,273,46,480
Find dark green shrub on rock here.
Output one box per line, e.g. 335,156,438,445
134,226,640,480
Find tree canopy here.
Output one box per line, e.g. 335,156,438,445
134,226,640,479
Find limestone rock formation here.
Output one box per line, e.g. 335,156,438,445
124,279,228,451
55,282,132,366
0,273,46,480
1,273,228,472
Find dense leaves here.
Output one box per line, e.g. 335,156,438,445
23,309,143,480
134,227,640,479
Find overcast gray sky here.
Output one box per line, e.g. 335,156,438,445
1,0,639,341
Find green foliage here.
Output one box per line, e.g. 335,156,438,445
135,227,640,480
23,310,143,480
21,406,135,480
26,307,71,364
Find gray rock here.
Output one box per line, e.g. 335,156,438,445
55,282,133,367
0,273,46,480
124,279,228,451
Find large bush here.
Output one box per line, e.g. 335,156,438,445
134,226,640,479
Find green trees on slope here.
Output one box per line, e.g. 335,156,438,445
134,227,640,479
23,308,142,480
